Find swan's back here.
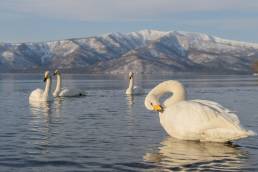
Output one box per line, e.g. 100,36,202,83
133,86,145,95
164,100,240,130
191,100,240,126
161,100,255,142
59,88,86,97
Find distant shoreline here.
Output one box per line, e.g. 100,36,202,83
0,70,252,76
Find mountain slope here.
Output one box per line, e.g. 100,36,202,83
1,30,258,74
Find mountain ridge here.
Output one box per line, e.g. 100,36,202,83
1,29,258,74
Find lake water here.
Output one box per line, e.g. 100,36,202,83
0,74,258,171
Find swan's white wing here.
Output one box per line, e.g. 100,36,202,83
191,99,240,126
59,88,86,97
161,100,255,142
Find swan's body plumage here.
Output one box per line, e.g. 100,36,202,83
29,89,44,101
29,71,53,102
53,70,86,97
58,88,86,97
125,72,144,95
145,80,255,142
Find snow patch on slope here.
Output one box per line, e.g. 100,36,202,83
129,29,169,41
2,51,15,61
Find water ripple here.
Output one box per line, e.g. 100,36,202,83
0,74,258,171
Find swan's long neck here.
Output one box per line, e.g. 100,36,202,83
163,81,186,107
43,77,52,99
54,74,62,96
146,80,186,110
128,77,134,91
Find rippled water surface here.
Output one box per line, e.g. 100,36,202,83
0,74,258,171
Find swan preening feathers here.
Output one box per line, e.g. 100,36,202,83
53,70,86,97
145,80,255,142
125,72,144,95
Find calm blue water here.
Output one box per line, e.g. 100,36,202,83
0,74,257,171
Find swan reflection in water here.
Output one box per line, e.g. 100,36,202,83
29,98,63,117
29,100,51,117
28,99,63,154
144,137,248,171
29,98,63,130
126,94,135,108
125,94,136,132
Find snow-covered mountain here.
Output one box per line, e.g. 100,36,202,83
1,29,258,74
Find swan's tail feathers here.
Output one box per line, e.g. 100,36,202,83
246,130,256,136
200,128,256,142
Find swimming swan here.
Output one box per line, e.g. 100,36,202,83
53,70,86,97
125,72,144,95
29,71,53,102
145,80,255,142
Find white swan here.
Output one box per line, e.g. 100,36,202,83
53,70,86,97
145,80,255,142
125,72,144,95
29,71,53,102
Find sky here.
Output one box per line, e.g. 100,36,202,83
0,0,258,43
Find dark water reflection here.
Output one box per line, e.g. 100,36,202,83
0,74,257,171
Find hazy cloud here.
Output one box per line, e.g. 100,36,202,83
1,0,258,21
1,0,258,42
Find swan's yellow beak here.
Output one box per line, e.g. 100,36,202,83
152,104,163,112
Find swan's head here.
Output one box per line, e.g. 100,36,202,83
53,69,61,76
44,71,51,82
145,80,186,113
129,72,134,80
145,94,164,112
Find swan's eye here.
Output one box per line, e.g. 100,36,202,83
150,102,153,106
